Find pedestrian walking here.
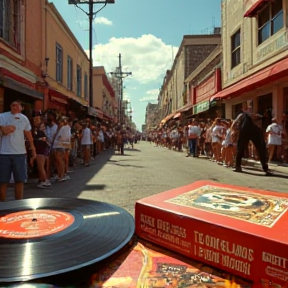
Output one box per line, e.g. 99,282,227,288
231,112,271,175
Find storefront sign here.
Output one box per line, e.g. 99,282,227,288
193,100,210,115
256,31,288,62
195,75,216,103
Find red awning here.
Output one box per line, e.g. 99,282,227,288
173,112,181,119
103,113,113,121
160,112,175,125
244,0,270,17
94,107,103,119
210,57,288,102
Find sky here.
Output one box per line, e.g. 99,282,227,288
49,0,222,130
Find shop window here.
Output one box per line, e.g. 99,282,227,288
67,56,73,90
56,43,63,83
258,0,283,45
84,72,88,100
231,30,241,69
0,0,20,49
77,65,82,97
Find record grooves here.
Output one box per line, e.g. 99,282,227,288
0,198,135,283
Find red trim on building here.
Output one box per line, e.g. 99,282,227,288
194,70,221,104
102,75,115,98
0,67,35,88
94,107,104,119
244,0,270,17
211,57,288,102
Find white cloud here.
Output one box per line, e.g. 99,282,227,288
90,34,178,84
94,17,113,26
139,89,159,102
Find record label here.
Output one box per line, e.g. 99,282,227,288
0,210,75,239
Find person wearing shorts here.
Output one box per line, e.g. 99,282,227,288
0,100,36,201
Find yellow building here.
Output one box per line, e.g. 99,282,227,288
212,0,288,130
44,2,89,118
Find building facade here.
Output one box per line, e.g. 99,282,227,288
93,66,116,122
158,33,221,126
44,2,89,119
145,103,159,132
213,0,288,130
0,0,44,118
185,45,223,120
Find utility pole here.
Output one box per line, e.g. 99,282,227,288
68,0,115,108
110,53,132,126
89,0,93,107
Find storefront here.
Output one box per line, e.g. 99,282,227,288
46,89,69,116
211,57,288,127
190,68,223,121
0,76,44,119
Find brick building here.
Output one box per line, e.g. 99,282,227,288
158,33,221,126
145,103,159,132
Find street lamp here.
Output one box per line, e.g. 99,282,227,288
109,53,132,126
68,0,115,108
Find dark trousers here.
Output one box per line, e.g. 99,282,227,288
188,138,197,156
236,118,268,172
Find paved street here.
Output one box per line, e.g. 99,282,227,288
6,141,288,216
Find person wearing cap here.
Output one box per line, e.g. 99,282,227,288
266,118,283,163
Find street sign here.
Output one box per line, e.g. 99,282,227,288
68,0,115,4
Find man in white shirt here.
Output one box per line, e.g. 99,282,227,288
187,119,201,157
0,100,36,201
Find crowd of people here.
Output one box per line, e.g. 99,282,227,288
0,100,139,201
147,111,288,174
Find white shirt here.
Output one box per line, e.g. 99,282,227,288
46,123,58,145
53,125,71,149
98,130,104,142
0,112,31,154
81,128,92,145
266,123,282,145
188,125,201,138
211,125,224,143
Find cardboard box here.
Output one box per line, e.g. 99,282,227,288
135,180,288,286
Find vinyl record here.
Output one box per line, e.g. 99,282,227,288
0,198,135,283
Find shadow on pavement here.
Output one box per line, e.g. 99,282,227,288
240,166,288,179
9,148,117,201
82,184,106,191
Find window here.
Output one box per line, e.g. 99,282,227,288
231,30,241,69
84,72,88,100
77,65,82,97
67,56,73,90
56,44,63,83
258,0,283,45
0,0,20,48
